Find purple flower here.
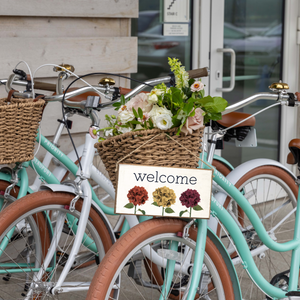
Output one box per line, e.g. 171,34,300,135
179,189,200,208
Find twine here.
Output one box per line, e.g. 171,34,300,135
115,131,214,172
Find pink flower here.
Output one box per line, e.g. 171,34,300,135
138,112,150,123
126,93,153,113
190,81,204,92
181,107,204,135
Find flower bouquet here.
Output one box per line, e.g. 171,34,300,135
94,58,228,188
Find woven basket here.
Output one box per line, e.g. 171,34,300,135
94,127,204,189
0,97,45,164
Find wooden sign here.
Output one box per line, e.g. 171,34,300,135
115,164,213,219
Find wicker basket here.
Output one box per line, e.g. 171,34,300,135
94,127,204,189
0,97,45,164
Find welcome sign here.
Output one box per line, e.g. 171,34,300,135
115,164,213,219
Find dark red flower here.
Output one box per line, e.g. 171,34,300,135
179,189,200,208
127,186,149,206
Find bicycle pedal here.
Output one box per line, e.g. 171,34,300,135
114,231,121,239
2,273,11,281
56,251,69,266
24,283,30,292
62,222,74,236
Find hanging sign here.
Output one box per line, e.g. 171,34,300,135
163,23,189,36
163,0,190,23
115,164,212,219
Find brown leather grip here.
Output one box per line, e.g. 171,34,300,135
187,67,209,78
34,81,56,92
119,87,148,95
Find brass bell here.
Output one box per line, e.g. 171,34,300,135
54,64,75,73
99,77,115,86
269,81,289,91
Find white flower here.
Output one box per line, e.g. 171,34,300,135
149,105,173,129
135,124,143,130
148,93,158,104
148,88,164,104
118,127,132,134
105,129,114,137
155,114,173,130
177,110,188,120
118,105,135,124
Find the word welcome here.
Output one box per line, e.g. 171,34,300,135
133,171,197,185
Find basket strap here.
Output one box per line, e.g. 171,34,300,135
6,89,15,102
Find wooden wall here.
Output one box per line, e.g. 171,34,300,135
0,0,138,136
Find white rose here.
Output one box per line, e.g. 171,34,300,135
148,93,158,104
155,114,173,130
105,129,114,137
149,105,173,129
118,105,135,124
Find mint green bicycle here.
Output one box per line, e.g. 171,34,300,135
86,83,300,300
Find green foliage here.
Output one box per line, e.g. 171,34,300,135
138,209,146,215
193,205,203,211
152,202,159,206
165,208,175,214
124,203,134,209
179,210,188,217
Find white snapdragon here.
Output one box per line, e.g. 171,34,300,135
148,89,164,104
105,129,114,137
118,105,135,124
149,105,173,130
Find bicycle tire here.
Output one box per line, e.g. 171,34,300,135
87,218,239,300
218,165,298,300
0,190,114,299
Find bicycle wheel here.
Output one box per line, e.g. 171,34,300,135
0,190,114,299
87,218,239,300
218,166,298,300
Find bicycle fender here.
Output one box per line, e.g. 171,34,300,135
39,183,116,244
207,227,242,300
39,183,76,194
0,171,34,194
215,158,296,205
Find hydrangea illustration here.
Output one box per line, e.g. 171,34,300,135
125,186,149,215
152,186,176,216
179,189,202,217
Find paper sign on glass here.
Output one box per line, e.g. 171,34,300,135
115,164,213,219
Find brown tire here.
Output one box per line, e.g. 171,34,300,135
87,218,236,300
0,190,114,299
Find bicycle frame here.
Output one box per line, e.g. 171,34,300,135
205,165,300,298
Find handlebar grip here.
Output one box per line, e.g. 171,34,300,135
187,67,209,79
119,87,148,95
34,81,56,92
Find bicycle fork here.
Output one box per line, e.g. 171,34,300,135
25,134,95,297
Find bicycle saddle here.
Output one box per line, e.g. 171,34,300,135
212,112,256,142
287,139,300,166
217,112,256,128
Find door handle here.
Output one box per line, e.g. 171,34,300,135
216,48,236,92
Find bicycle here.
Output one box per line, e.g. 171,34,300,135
86,83,300,300
0,67,297,299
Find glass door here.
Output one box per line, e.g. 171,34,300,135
131,0,193,88
220,0,284,167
